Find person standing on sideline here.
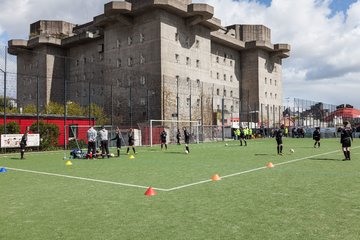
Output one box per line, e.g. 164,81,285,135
176,129,181,145
275,125,285,155
313,127,321,148
20,129,29,159
87,126,97,159
126,128,136,154
183,127,190,153
239,127,247,146
340,121,353,161
160,130,168,150
98,125,110,158
111,126,122,157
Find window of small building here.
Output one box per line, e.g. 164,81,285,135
140,76,146,85
128,57,133,67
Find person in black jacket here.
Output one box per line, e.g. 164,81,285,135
111,126,122,157
275,125,285,155
340,121,353,161
126,128,136,155
160,130,168,150
183,127,190,153
176,129,181,145
313,127,321,148
20,129,28,159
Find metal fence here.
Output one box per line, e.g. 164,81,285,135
1,44,357,148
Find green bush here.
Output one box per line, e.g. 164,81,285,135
68,139,87,150
30,121,60,150
0,122,21,134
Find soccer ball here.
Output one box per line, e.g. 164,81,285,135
185,150,189,154
225,143,228,146
290,149,295,153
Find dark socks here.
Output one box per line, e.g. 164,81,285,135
343,151,348,159
347,151,350,160
186,146,189,153
117,149,120,157
277,146,280,154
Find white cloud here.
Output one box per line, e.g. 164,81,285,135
1,0,360,108
194,0,360,108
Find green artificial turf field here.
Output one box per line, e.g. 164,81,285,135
0,138,359,240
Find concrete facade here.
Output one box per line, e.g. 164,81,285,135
8,0,290,127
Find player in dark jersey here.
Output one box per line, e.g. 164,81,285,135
275,125,285,155
313,127,321,148
111,127,122,157
239,127,247,146
340,121,353,161
160,130,168,150
126,128,136,155
183,127,190,153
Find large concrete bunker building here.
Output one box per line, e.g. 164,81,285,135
9,0,290,127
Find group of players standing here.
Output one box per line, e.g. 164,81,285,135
85,121,354,161
87,126,136,159
273,121,353,160
160,127,191,153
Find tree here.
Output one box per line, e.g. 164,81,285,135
90,103,109,125
45,101,63,114
0,122,20,134
23,104,37,114
30,121,59,150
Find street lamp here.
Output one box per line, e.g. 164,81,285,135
1,49,7,135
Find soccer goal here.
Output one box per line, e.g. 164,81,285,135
149,120,200,147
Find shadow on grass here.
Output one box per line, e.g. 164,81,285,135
255,153,273,156
163,151,186,155
10,157,24,160
309,157,342,161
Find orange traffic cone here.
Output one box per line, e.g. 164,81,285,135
266,162,274,168
144,187,157,196
211,174,221,181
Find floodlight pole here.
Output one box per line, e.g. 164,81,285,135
1,47,7,135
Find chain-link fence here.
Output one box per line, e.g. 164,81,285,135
1,44,357,148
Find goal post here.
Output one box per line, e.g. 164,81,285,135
149,119,200,147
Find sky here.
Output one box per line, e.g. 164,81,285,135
0,0,359,109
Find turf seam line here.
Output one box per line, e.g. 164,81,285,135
4,167,167,191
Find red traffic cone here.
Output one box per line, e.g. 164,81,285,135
266,162,274,168
144,187,157,196
211,174,221,181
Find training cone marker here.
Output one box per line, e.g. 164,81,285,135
212,174,221,181
0,167,7,173
266,162,274,168
65,160,73,166
144,187,157,196
129,155,135,159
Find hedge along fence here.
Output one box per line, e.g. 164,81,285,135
0,122,21,134
29,121,60,150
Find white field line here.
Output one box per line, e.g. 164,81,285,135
164,146,360,192
2,146,359,193
4,167,167,192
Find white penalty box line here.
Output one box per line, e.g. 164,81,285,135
2,147,358,192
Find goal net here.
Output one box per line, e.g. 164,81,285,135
149,120,200,147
